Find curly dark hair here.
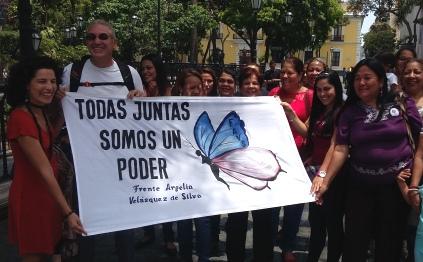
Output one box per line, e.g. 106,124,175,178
6,56,62,108
140,53,170,96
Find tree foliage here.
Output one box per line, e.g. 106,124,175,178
218,0,343,60
0,30,19,68
347,0,421,44
3,0,347,66
91,0,216,62
363,23,396,57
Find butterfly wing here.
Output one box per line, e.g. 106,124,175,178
212,148,282,190
208,111,249,159
194,111,216,155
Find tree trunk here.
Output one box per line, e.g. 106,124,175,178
211,28,217,63
18,0,34,59
264,37,270,64
250,27,257,63
202,36,212,65
190,0,198,63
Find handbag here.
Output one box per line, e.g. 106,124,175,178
396,92,416,153
53,144,78,260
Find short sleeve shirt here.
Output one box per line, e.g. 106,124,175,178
62,59,143,98
336,97,422,183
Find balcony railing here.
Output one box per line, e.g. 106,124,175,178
233,33,263,40
331,35,344,41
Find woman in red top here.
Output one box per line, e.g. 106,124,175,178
6,57,85,261
269,57,313,262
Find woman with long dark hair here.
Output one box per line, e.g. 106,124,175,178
316,58,421,261
200,67,218,96
297,71,345,261
140,53,172,97
6,56,85,261
138,53,176,255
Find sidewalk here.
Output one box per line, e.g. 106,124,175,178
0,204,326,262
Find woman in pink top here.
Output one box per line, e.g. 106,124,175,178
269,57,313,262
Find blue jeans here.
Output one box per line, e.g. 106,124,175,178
273,203,304,252
77,229,135,262
177,217,211,262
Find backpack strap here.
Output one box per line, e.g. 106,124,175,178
116,61,135,91
70,56,135,92
69,55,91,93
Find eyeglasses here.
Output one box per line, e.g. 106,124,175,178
85,33,112,41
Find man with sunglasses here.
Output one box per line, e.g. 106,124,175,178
62,19,144,98
61,19,143,262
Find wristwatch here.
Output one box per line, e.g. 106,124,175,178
317,171,327,178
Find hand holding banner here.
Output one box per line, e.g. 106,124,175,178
62,93,314,235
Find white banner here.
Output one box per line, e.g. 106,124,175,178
62,93,314,235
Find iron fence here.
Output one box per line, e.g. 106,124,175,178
0,80,10,182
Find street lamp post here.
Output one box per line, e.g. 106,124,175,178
129,15,139,63
157,0,161,55
64,16,85,46
250,0,262,63
309,20,315,55
285,11,293,24
32,31,41,51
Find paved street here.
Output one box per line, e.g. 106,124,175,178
0,204,328,262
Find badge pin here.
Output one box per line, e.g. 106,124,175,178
390,108,400,116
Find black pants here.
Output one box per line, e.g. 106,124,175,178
143,222,175,242
307,172,346,262
225,208,274,262
342,181,408,262
210,215,221,246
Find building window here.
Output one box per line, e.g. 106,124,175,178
304,50,313,62
332,25,344,41
331,50,340,67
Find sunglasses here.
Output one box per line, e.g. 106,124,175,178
85,33,112,41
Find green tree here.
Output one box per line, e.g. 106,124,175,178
363,23,396,57
91,0,216,63
218,0,343,63
263,0,344,61
348,0,421,45
0,30,19,74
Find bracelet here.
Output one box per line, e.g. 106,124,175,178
317,171,327,178
64,211,74,220
409,185,419,189
408,189,419,195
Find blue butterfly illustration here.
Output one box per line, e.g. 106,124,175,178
193,111,282,190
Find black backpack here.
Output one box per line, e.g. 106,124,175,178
69,55,135,92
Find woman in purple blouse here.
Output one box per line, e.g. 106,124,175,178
316,58,422,262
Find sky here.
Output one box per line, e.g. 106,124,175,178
361,13,376,34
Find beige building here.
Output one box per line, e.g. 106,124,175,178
199,4,364,70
